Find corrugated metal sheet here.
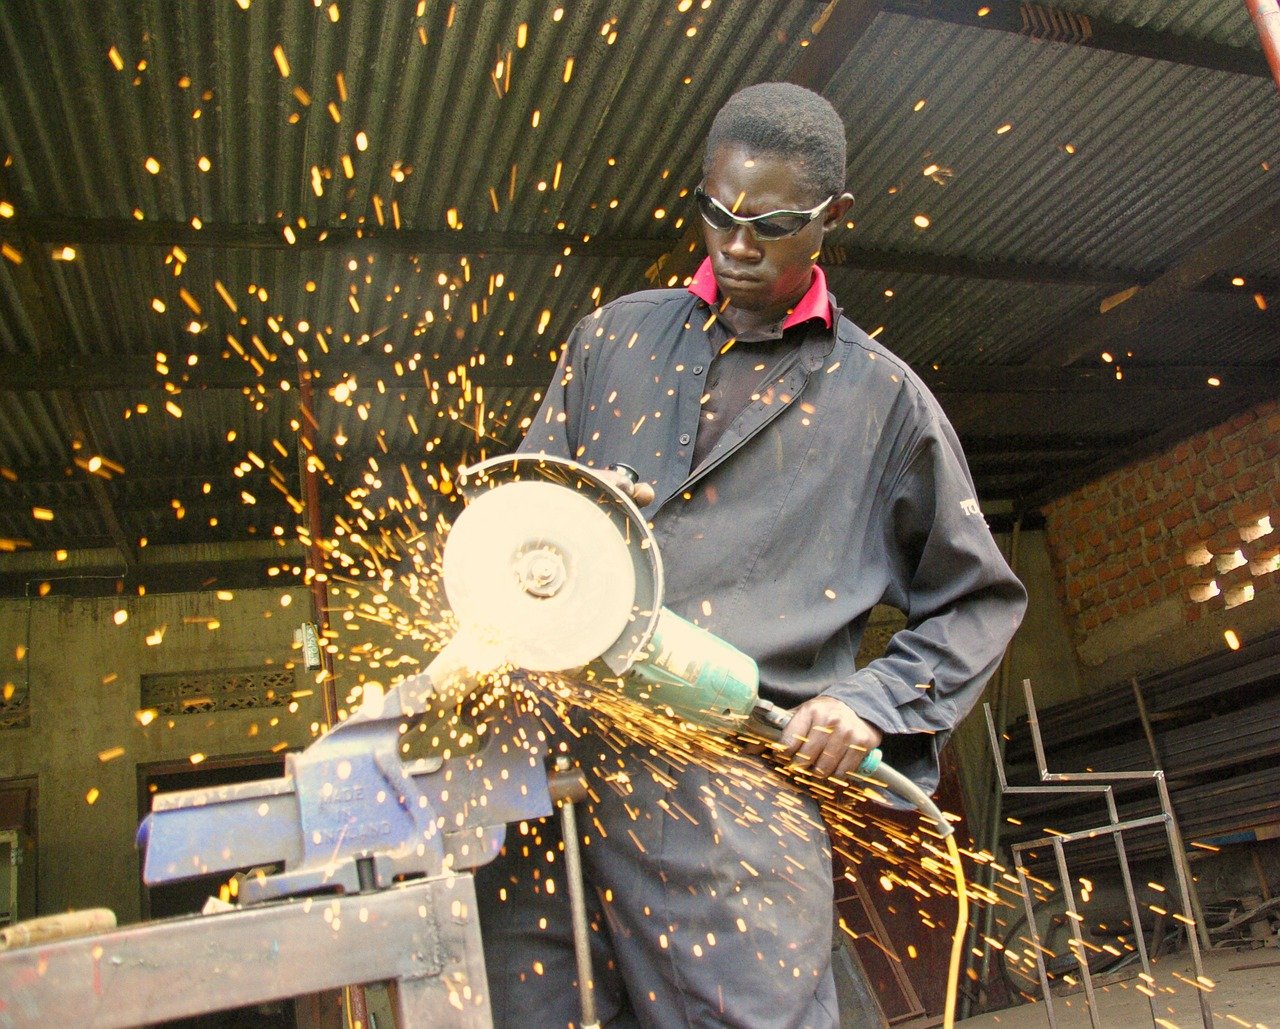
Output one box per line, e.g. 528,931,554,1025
827,13,1278,272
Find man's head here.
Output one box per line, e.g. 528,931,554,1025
698,84,853,329
703,82,847,202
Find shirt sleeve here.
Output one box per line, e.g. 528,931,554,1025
822,400,1028,792
516,313,593,459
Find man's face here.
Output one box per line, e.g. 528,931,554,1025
700,144,847,325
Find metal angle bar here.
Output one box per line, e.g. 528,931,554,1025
0,874,492,1028
1009,813,1172,851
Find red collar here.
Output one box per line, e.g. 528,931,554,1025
687,257,832,329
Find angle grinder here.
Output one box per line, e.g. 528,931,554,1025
442,454,883,775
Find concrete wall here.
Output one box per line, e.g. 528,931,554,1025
0,586,325,923
949,528,1081,834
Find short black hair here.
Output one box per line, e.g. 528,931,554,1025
703,82,847,200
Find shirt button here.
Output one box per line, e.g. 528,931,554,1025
693,364,705,375
679,433,691,446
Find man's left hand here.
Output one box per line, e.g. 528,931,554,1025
779,696,883,780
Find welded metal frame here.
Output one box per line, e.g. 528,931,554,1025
0,872,491,1027
984,679,1212,1029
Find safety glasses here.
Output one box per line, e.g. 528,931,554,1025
693,185,833,241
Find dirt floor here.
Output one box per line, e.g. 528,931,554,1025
933,946,1280,1028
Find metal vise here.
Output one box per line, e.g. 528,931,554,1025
138,666,554,903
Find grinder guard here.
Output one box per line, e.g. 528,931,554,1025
452,454,761,730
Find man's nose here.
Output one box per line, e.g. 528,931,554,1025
722,226,762,261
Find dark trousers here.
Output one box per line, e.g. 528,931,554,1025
475,724,842,1028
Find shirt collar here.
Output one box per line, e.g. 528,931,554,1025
687,257,832,330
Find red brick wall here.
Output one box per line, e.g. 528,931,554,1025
1042,400,1280,637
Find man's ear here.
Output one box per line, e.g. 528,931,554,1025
823,192,855,232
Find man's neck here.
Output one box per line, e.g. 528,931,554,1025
719,302,786,338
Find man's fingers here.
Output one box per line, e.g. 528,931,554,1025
630,481,655,506
778,711,811,756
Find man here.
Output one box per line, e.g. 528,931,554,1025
476,82,1026,1027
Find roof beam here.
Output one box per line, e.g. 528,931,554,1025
921,363,1279,392
54,392,142,573
789,0,884,92
882,0,1271,78
0,556,295,599
0,460,282,490
4,216,670,260
4,352,1275,394
6,215,1278,294
1034,185,1280,369
959,431,1133,455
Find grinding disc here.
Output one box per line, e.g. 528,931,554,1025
441,479,637,671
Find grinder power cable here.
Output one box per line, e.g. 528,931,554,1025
450,454,967,1029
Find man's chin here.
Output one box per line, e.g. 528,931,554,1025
717,279,770,308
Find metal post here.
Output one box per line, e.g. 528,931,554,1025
1156,773,1214,1029
1051,837,1101,1027
1013,852,1057,1029
962,517,1021,1018
550,757,599,1029
1105,806,1160,1024
296,354,363,1028
296,353,339,729
1246,0,1280,94
1129,676,1211,952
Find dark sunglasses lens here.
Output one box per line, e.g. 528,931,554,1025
696,192,737,230
751,214,808,239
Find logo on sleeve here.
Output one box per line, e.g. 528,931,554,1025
959,498,981,516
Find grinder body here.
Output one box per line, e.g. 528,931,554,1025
445,455,862,754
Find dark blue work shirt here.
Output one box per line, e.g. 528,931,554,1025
520,285,1027,792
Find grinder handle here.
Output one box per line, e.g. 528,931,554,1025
750,699,882,775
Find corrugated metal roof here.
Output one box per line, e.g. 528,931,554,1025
828,13,1279,271
0,0,1277,573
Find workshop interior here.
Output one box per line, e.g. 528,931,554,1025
1,1,1280,1027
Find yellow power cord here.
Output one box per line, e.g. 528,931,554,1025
859,758,967,1029
943,833,968,1029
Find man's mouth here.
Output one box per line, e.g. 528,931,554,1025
718,270,762,287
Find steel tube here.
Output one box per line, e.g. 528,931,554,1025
560,796,599,1029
